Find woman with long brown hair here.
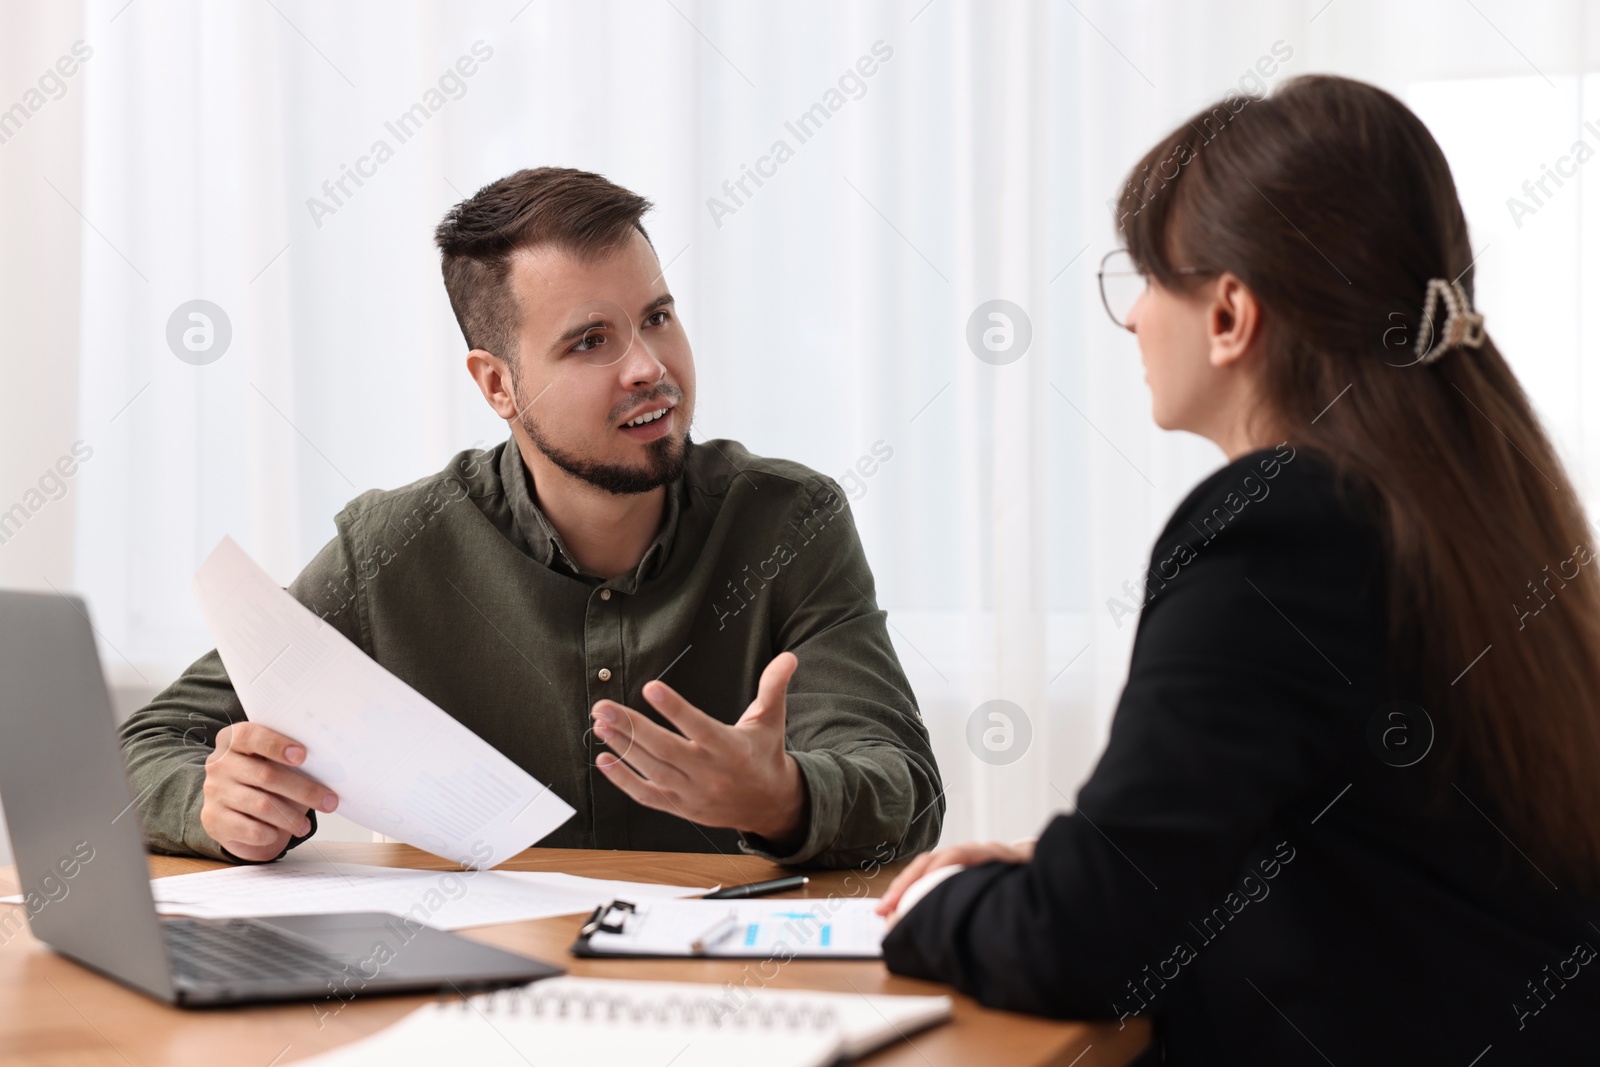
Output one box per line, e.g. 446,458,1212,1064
877,74,1600,1063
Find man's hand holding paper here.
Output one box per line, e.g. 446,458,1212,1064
192,536,576,869
200,721,338,863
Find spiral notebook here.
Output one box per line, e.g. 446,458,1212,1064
296,976,952,1066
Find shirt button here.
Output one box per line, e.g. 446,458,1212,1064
597,668,612,682
599,589,612,601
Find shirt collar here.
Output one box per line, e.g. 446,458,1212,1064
500,436,682,589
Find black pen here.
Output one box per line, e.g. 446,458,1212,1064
703,875,810,900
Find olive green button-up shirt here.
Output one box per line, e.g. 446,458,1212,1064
118,437,944,869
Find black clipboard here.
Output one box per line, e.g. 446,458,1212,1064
570,899,637,957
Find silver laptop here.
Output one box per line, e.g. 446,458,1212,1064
0,588,562,1006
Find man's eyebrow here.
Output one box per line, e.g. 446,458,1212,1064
548,294,676,351
552,318,601,349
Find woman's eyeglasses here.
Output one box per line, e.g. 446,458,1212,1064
1096,249,1214,332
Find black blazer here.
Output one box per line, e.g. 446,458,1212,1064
883,445,1599,1065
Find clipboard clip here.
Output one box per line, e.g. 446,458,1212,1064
579,898,635,938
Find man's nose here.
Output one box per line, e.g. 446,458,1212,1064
619,334,666,387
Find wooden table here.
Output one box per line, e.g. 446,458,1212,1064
0,843,1150,1066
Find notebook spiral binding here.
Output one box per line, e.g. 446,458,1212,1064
457,985,842,1032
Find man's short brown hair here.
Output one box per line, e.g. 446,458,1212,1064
433,167,653,363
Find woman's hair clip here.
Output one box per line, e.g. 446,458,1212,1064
1415,277,1486,364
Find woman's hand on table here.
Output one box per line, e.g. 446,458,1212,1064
876,838,1036,920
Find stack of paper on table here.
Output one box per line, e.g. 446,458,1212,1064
294,977,953,1067
192,537,576,868
141,860,714,930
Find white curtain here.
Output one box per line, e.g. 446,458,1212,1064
2,0,1596,862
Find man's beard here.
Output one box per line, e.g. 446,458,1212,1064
516,387,690,495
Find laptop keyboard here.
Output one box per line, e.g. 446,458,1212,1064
164,918,352,985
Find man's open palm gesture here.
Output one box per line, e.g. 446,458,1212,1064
589,651,807,848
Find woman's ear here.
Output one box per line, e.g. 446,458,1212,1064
1207,272,1262,369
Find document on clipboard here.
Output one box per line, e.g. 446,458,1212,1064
571,896,887,959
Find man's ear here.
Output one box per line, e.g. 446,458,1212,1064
1207,272,1262,370
466,348,519,420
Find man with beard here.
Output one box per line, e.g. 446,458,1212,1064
119,168,943,869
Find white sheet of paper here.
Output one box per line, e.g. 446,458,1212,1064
143,860,713,930
192,536,575,868
585,897,887,957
